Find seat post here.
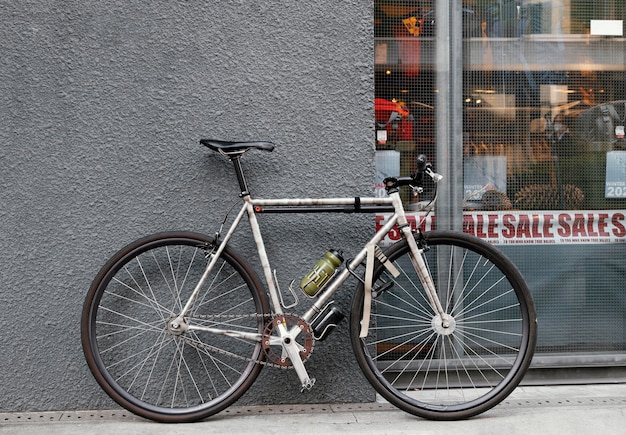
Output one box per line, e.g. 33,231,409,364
230,155,250,196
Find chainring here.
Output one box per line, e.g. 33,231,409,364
262,314,314,367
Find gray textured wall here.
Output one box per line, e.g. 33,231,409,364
0,1,375,412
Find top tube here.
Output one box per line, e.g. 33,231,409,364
249,196,395,214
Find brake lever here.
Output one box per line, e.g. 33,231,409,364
426,167,443,183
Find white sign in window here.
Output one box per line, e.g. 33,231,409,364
590,20,623,36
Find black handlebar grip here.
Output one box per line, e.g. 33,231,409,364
416,154,428,171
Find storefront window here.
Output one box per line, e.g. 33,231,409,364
375,1,626,372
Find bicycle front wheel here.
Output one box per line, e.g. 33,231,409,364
81,232,269,422
350,230,536,420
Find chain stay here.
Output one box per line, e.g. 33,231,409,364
181,313,314,370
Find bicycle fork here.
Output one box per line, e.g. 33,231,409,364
389,193,449,328
359,193,448,337
401,225,449,325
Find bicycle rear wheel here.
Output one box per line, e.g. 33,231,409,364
350,230,536,420
81,232,269,422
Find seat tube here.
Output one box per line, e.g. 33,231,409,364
244,197,283,315
231,156,250,196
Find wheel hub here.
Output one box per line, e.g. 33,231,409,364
431,314,456,336
166,316,188,336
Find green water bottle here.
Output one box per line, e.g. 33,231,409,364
299,250,344,296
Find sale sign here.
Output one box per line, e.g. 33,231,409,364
376,211,626,246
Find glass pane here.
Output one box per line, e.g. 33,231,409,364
374,0,626,365
461,1,626,358
466,0,626,212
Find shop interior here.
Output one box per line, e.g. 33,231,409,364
374,0,626,211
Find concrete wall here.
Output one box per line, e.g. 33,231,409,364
0,1,375,411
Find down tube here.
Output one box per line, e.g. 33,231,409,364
302,213,400,323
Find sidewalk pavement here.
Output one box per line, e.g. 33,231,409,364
1,384,625,435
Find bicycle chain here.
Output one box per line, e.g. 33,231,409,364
179,313,315,370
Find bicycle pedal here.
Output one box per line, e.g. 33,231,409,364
300,377,316,392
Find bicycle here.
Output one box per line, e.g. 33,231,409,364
81,139,537,423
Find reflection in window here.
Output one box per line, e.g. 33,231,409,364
374,1,626,211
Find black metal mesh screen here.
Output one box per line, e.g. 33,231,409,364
374,0,626,361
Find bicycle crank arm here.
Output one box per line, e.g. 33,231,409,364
275,322,316,391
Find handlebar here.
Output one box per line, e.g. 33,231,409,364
382,154,442,193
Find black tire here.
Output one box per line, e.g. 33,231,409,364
81,232,270,422
350,230,536,420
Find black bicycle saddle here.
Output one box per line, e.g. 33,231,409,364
200,139,275,154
